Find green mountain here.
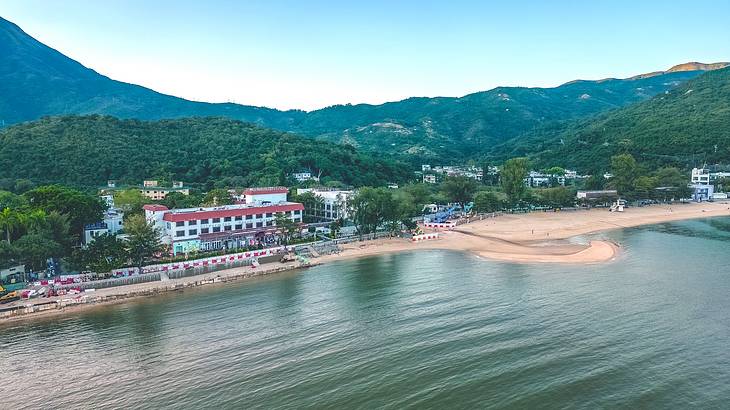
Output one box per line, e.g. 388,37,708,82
494,67,730,171
0,16,304,128
2,15,723,162
0,116,411,188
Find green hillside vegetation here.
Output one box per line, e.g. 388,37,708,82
0,116,412,189
0,16,714,163
495,67,730,172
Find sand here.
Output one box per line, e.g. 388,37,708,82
320,201,730,265
3,201,729,322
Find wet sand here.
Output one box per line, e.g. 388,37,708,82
320,201,730,265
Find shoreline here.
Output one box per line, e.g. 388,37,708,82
3,201,729,324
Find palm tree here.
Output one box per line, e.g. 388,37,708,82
22,209,47,234
0,207,21,244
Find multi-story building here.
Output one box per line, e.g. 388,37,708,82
296,188,352,221
144,189,303,255
290,170,320,183
83,208,125,245
140,180,190,200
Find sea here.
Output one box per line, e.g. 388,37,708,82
2,217,730,409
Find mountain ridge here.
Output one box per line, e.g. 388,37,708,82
1,15,726,162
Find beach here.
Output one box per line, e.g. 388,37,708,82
3,201,729,322
320,201,730,264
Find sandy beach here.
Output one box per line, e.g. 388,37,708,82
3,201,729,322
320,201,730,265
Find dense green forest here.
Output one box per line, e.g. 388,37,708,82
2,16,718,163
0,116,412,189
492,67,730,172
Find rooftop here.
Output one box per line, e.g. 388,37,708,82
244,187,288,195
162,202,303,223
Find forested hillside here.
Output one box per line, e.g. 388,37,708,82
2,16,722,163
492,67,730,171
0,116,412,188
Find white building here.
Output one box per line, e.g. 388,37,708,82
244,187,289,205
691,168,711,185
144,198,304,255
291,170,320,183
83,208,125,245
423,174,437,184
297,188,352,221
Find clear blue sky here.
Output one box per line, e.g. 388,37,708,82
3,0,729,110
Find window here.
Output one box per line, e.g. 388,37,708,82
294,210,301,215
176,221,184,227
213,218,220,223
235,224,242,230
224,217,232,222
256,214,263,219
201,228,209,234
256,222,263,228
266,213,273,218
212,226,221,233
189,220,197,225
189,229,197,235
175,230,185,237
166,222,171,229
246,223,253,229
200,219,209,225
235,216,242,221
245,215,253,220
266,221,273,227
224,226,232,231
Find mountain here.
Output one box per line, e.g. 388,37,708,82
0,16,304,128
0,116,411,188
290,71,707,159
492,67,730,171
1,15,726,162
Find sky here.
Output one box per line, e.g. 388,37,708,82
2,0,730,111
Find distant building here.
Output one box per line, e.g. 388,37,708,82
576,190,619,201
297,188,352,221
83,208,125,245
291,170,320,183
421,164,432,172
691,168,711,185
690,184,714,202
423,174,437,184
525,171,565,187
387,183,399,189
140,180,190,200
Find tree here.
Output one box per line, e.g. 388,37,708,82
124,214,163,270
473,191,503,213
114,188,146,215
634,176,658,199
545,166,566,176
23,185,105,238
0,207,21,244
0,241,17,269
348,187,394,236
537,187,576,208
202,189,234,206
292,191,325,222
501,158,529,205
75,234,128,274
441,176,477,205
583,174,605,190
159,191,201,209
14,234,62,271
609,154,639,196
274,212,298,244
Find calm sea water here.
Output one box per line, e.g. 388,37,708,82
2,218,730,409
